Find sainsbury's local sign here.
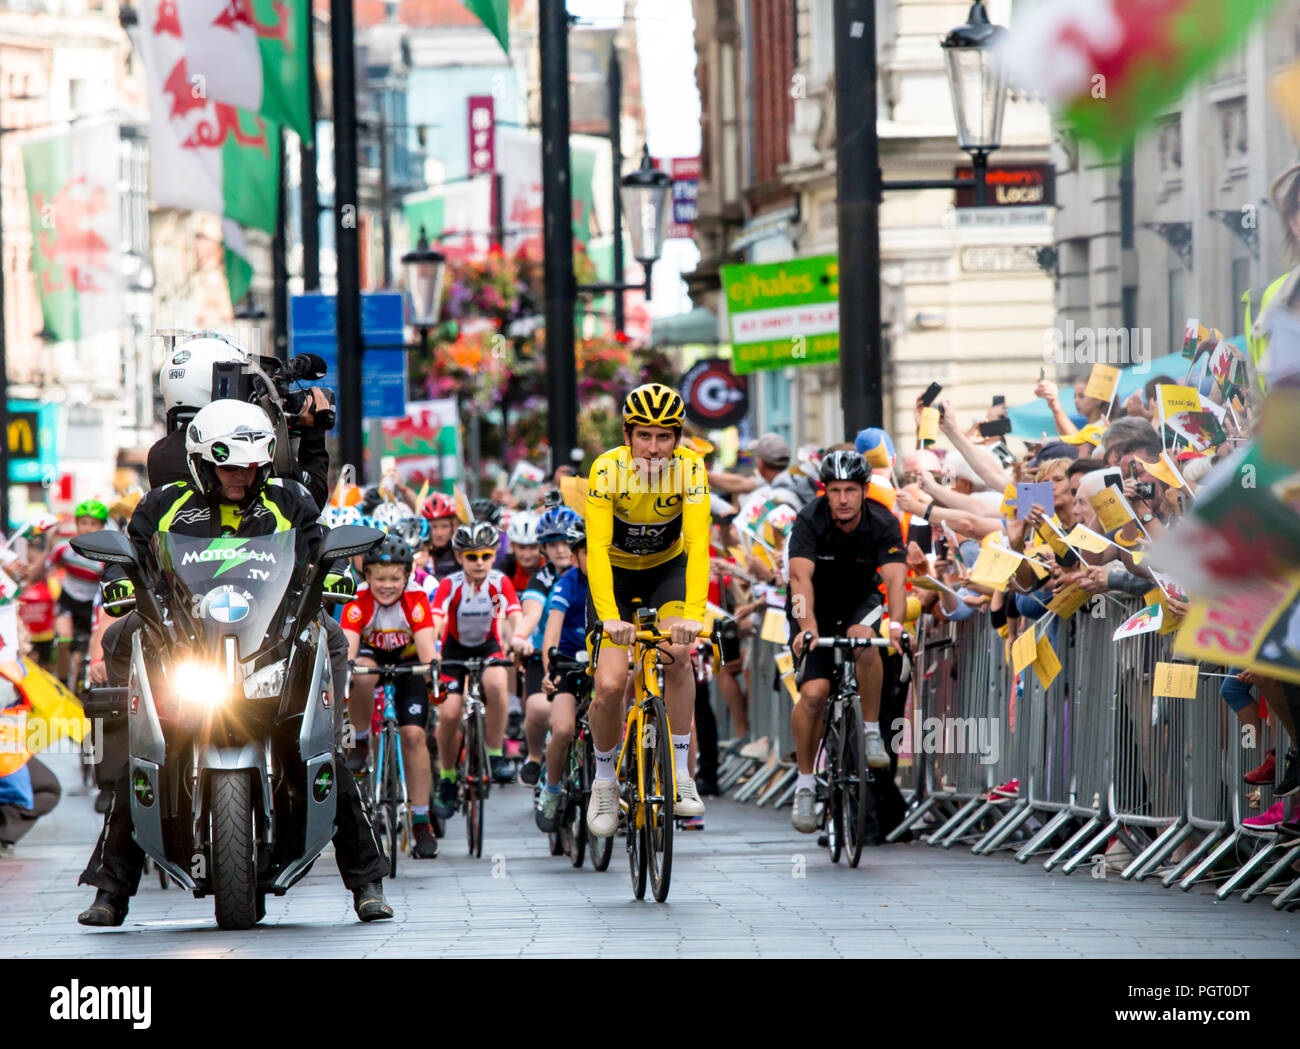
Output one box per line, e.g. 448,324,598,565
720,254,839,375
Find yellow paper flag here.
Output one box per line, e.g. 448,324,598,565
1011,629,1038,674
1158,384,1201,424
760,608,789,645
918,407,940,443
1045,583,1092,618
1088,488,1135,534
560,474,588,513
1084,363,1120,404
1135,453,1184,490
1063,523,1112,554
1272,61,1300,143
1033,633,1062,689
969,545,1022,592
1153,661,1199,699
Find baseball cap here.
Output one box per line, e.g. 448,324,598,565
1028,440,1080,466
755,433,791,467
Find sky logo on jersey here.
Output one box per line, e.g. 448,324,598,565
202,586,253,624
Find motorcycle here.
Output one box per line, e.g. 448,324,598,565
72,524,382,930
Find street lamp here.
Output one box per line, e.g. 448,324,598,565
835,0,1008,436
620,146,672,268
401,226,447,333
941,1,1009,204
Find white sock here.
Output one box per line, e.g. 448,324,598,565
354,729,369,743
672,734,691,782
863,720,880,737
796,772,816,792
593,745,618,783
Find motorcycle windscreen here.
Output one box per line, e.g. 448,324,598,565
155,531,298,653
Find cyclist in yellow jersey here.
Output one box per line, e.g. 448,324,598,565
583,383,711,837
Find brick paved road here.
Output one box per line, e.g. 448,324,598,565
4,753,1297,958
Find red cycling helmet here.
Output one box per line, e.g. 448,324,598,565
420,492,458,521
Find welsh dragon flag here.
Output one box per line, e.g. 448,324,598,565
222,219,254,305
131,0,279,234
20,121,123,341
1003,0,1280,155
460,0,509,55
174,0,312,141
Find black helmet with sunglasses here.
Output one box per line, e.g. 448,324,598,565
452,521,499,553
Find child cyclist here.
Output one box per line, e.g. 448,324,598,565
341,534,440,860
430,521,522,818
534,520,591,832
48,500,110,681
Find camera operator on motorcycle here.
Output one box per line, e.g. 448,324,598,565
77,399,393,927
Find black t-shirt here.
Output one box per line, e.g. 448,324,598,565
786,495,905,617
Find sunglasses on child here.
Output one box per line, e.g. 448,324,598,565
461,550,495,562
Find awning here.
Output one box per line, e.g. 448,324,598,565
650,306,720,348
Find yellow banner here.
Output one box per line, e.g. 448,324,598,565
1173,571,1300,684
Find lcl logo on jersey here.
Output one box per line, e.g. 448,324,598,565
653,495,682,516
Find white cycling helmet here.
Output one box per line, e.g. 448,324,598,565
370,502,407,531
185,399,277,503
321,505,363,529
160,333,249,418
507,510,540,546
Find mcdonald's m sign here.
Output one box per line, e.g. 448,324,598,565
7,411,39,462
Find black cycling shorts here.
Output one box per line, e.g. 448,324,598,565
585,552,687,646
56,593,95,636
357,647,431,726
522,654,545,696
792,592,884,686
438,637,505,694
548,651,588,699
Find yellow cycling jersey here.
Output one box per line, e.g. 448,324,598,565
585,445,711,622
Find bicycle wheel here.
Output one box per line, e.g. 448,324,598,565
644,696,674,903
839,690,870,868
621,730,647,900
464,714,485,858
567,735,589,869
383,725,401,878
819,722,843,864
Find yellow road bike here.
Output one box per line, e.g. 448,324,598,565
592,608,736,902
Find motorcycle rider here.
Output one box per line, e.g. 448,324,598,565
77,400,393,926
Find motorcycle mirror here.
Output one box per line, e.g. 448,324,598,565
319,524,386,562
70,530,138,567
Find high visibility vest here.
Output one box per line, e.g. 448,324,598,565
1243,270,1293,392
0,693,31,778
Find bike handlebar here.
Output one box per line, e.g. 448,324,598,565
347,661,434,676
436,657,515,671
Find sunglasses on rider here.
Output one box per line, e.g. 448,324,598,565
461,550,494,562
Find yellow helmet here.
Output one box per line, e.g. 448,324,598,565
622,383,685,429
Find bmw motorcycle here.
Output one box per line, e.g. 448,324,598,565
72,524,382,930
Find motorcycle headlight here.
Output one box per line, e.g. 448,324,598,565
243,658,288,700
171,661,234,708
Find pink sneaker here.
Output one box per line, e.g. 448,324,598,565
984,778,1019,801
1244,801,1286,829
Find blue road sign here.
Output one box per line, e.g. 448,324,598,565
290,292,408,419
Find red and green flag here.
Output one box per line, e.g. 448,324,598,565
20,121,123,341
1004,0,1281,155
175,0,312,141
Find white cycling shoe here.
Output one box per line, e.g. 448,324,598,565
675,776,706,818
587,779,620,838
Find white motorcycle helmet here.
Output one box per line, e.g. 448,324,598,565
161,333,249,420
506,510,540,546
185,399,277,504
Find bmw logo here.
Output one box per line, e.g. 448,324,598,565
201,586,253,624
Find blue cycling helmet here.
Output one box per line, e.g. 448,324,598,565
537,506,580,543
854,427,896,471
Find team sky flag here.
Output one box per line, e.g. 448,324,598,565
20,120,123,342
1002,0,1281,155
131,0,280,234
460,0,510,55
174,0,313,142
